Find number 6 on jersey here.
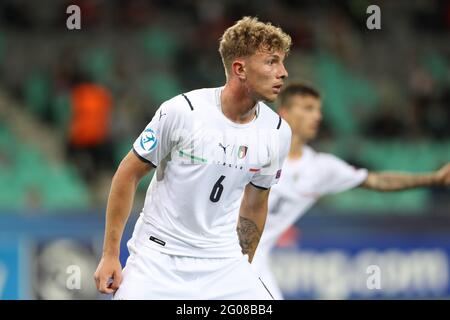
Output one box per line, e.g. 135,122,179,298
210,175,226,202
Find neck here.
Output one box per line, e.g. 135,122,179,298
220,81,258,124
288,134,305,159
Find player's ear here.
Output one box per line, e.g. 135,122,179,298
231,60,246,80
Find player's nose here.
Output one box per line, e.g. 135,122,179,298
278,63,288,79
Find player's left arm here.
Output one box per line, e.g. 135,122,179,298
238,183,271,263
362,163,450,191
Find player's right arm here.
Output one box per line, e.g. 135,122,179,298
362,163,450,191
315,153,450,195
94,96,185,294
94,151,154,294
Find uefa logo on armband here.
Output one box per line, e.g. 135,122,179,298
140,128,158,152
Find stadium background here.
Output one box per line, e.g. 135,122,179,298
0,0,449,299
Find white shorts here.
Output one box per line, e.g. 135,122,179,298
113,220,274,300
251,251,284,300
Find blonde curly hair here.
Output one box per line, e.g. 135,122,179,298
219,16,292,77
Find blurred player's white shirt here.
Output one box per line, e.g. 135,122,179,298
132,87,291,259
258,145,368,254
251,145,368,298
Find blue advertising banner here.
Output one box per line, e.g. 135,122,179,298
0,239,22,299
270,225,450,299
2,212,450,299
0,213,117,299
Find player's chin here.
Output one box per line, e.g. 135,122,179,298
261,92,278,102
307,130,318,140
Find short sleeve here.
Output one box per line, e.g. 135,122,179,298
316,153,368,195
250,119,292,189
132,100,183,167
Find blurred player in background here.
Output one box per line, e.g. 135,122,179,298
94,17,292,299
251,82,450,299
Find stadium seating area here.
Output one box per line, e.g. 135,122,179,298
0,119,89,210
0,0,448,213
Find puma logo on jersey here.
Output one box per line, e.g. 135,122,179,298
218,142,230,154
159,109,167,121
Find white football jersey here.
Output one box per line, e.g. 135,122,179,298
257,145,368,256
132,87,292,258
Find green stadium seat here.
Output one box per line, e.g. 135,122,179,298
114,137,134,167
138,27,178,61
51,93,71,132
40,165,90,210
80,47,114,84
0,178,25,210
0,131,91,211
140,72,181,104
314,51,379,137
423,51,450,86
24,71,50,119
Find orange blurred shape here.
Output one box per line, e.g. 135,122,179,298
69,83,112,147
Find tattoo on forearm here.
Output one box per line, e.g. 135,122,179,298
237,216,262,262
367,173,434,191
